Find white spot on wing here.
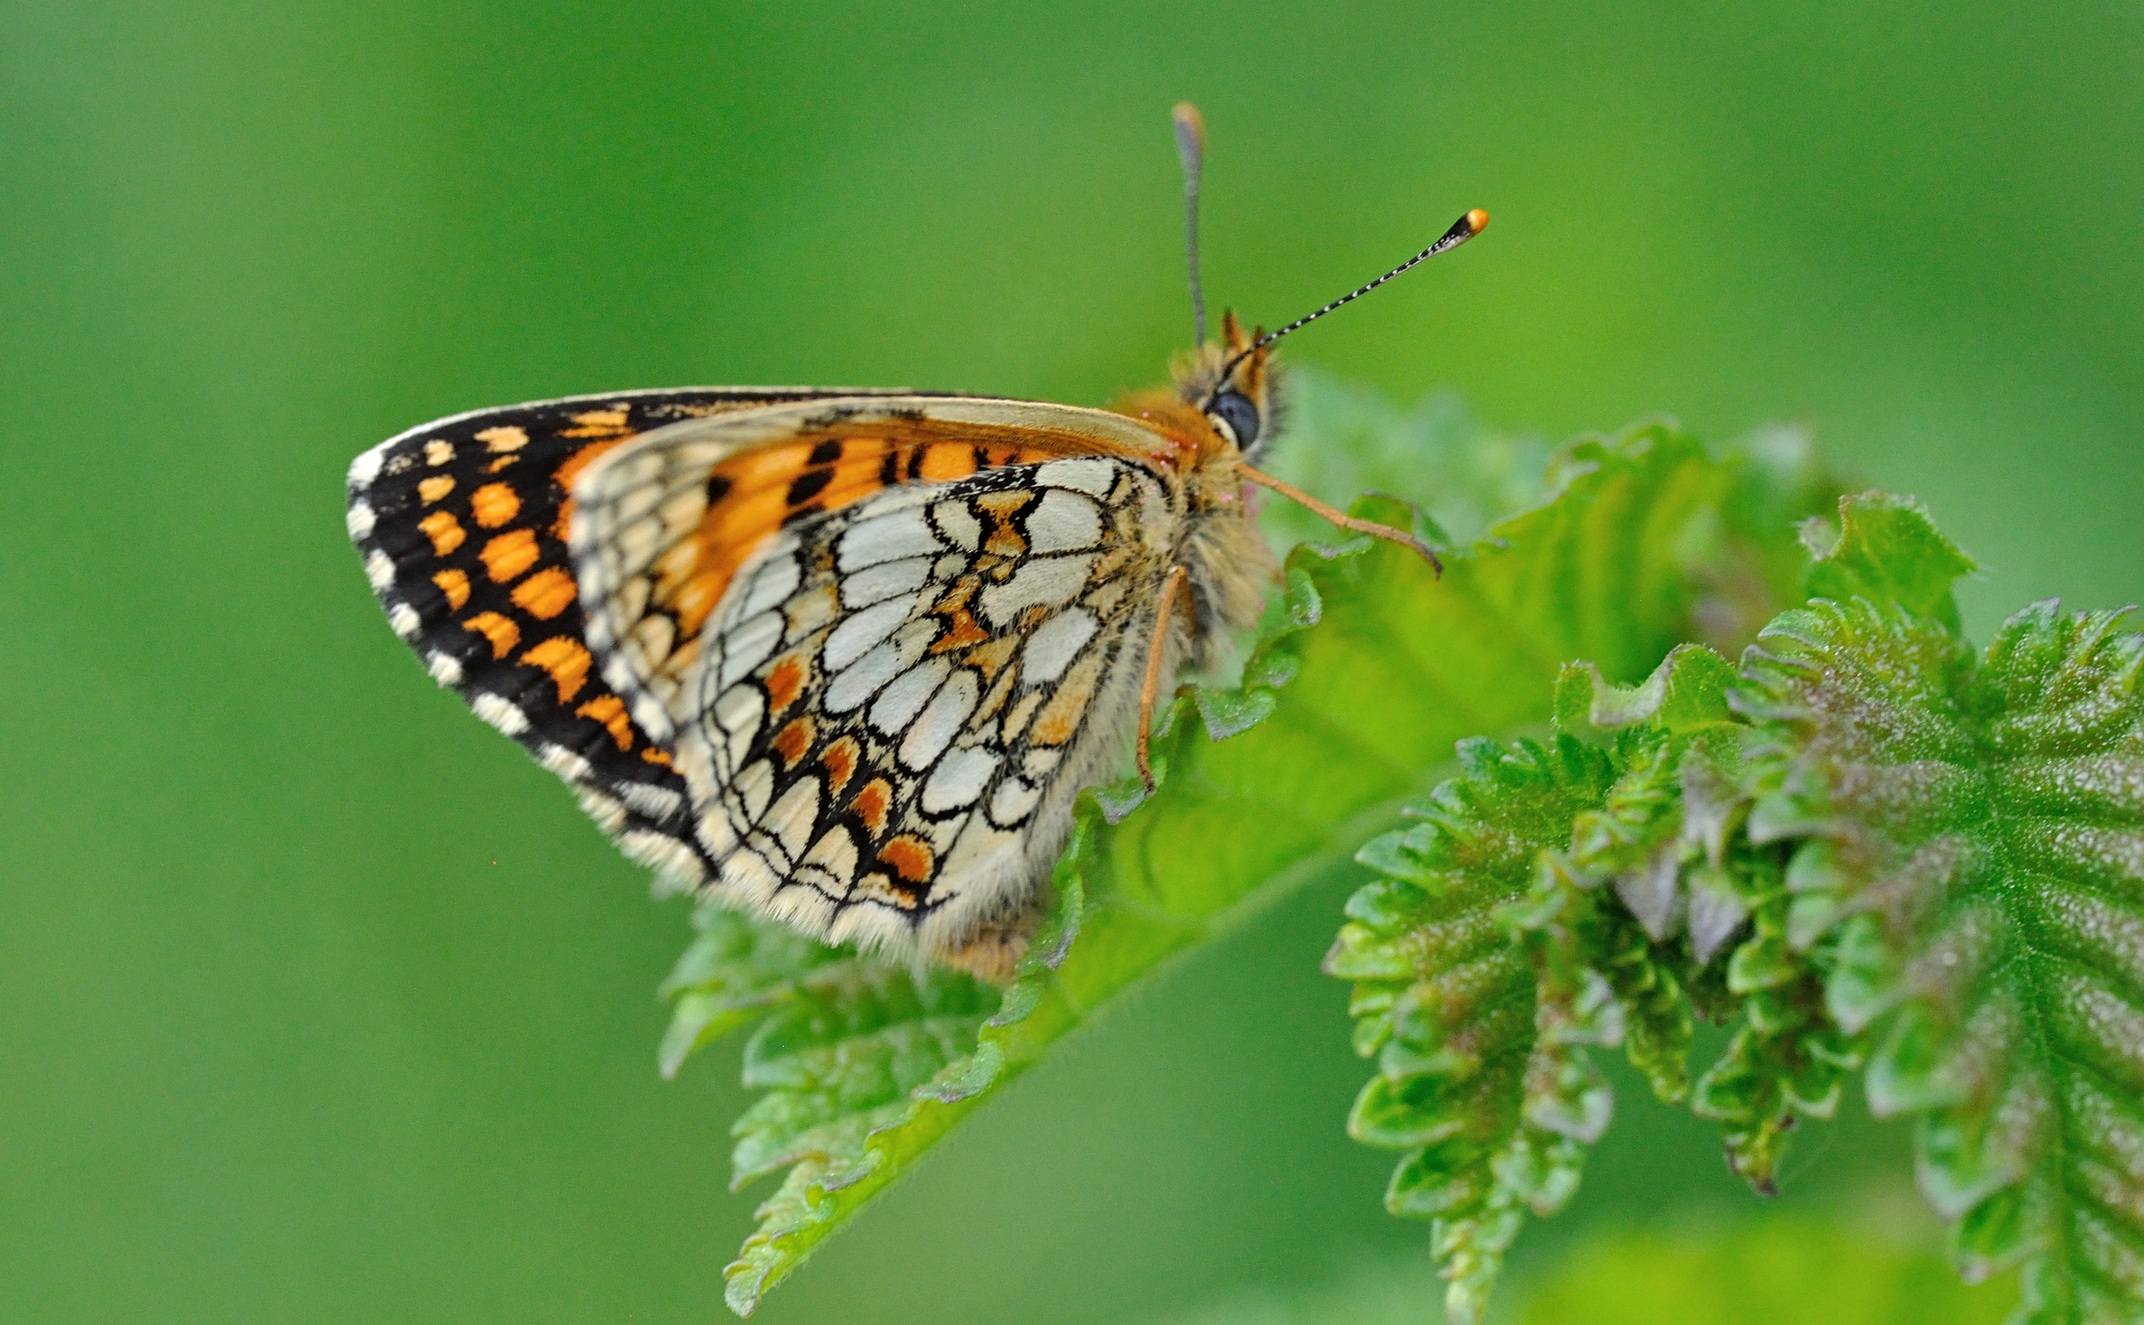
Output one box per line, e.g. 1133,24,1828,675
823,594,920,672
1026,490,1100,554
719,847,779,904
538,743,592,781
426,651,463,686
1035,457,1116,496
472,692,529,735
930,501,982,551
801,823,859,886
364,549,395,590
980,555,1094,626
765,777,821,859
989,777,1042,825
923,746,999,813
870,658,951,737
1020,607,1099,684
734,542,803,619
387,602,421,638
579,790,626,833
714,684,764,771
346,501,376,540
718,611,784,686
841,556,931,609
899,669,978,769
839,506,940,571
347,445,385,489
618,830,704,886
622,782,683,820
824,639,904,714
734,759,775,820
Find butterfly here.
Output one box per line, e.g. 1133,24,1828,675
346,104,1485,981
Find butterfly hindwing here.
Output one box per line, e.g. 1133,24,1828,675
686,458,1175,955
346,386,916,882
568,400,1184,956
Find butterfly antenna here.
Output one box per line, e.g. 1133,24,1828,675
1217,207,1489,382
1172,102,1208,346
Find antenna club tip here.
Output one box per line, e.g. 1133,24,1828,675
1465,208,1490,234
1172,102,1206,148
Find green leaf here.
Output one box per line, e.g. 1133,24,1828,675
1738,595,2144,1321
657,906,845,1080
1331,735,1618,1325
669,403,1825,1315
1799,490,1977,633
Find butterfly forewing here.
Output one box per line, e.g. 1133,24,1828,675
346,386,916,883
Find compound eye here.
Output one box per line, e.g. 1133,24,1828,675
1207,388,1261,449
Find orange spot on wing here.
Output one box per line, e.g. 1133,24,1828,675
877,835,935,886
520,635,592,702
576,694,633,751
975,490,1035,557
562,406,631,438
470,481,521,528
962,633,1019,683
418,475,455,504
771,716,815,768
432,568,470,609
764,654,807,715
641,746,672,766
476,425,528,452
927,578,989,655
851,778,893,837
1031,668,1096,745
480,528,539,582
819,737,859,795
917,442,980,482
726,444,812,488
419,510,465,556
510,566,577,619
463,611,520,659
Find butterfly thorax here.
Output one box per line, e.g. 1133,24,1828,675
1104,322,1279,675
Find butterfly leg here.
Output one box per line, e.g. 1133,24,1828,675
1136,564,1194,792
1238,465,1443,574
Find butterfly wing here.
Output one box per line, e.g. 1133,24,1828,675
346,386,920,881
568,400,1183,961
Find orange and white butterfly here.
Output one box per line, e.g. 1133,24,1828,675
346,106,1485,980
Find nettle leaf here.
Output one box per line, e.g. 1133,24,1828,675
1550,644,1864,1192
1332,734,1618,1325
1739,570,2144,1319
1331,483,2139,1324
1299,420,1822,1323
666,407,1823,1315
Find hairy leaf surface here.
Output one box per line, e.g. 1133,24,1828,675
1741,586,2144,1320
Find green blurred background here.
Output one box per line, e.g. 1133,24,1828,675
3,2,2137,1321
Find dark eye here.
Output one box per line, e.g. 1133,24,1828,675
1208,389,1261,449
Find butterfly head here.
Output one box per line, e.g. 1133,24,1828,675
1174,309,1274,459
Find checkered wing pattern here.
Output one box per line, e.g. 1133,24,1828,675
571,408,1179,957
345,387,913,880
